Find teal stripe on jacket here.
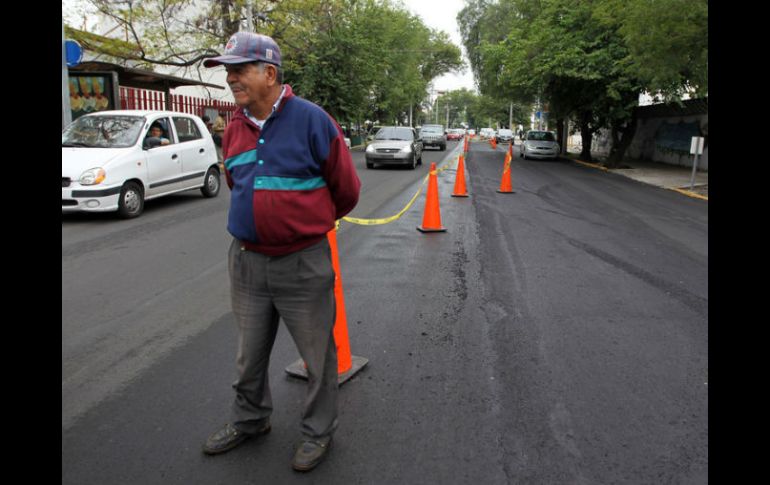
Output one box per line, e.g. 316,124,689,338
253,176,327,191
225,149,258,171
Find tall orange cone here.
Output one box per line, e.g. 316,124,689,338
497,149,515,194
451,154,469,197
285,227,369,385
417,162,447,232
490,138,497,150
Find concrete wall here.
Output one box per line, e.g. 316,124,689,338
567,111,708,171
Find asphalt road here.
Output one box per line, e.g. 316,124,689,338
62,140,707,484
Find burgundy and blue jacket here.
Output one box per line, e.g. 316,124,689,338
221,85,360,256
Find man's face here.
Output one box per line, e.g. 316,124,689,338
150,127,162,137
225,62,274,108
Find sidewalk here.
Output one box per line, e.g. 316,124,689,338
567,155,708,200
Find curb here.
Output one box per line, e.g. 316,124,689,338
668,187,708,201
568,157,707,201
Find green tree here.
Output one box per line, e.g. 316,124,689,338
65,0,463,127
458,0,707,165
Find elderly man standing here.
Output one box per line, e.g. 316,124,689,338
200,32,360,472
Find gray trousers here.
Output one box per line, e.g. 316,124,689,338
227,238,339,441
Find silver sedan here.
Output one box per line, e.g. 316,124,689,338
365,126,423,169
521,130,560,160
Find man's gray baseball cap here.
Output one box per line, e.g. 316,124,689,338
203,32,282,68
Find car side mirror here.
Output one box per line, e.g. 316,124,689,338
143,137,162,150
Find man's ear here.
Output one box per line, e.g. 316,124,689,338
266,64,278,86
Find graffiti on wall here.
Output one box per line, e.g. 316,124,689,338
654,121,702,154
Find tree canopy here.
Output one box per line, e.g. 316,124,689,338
65,0,464,125
458,0,707,164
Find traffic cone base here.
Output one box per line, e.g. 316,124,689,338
285,355,369,385
417,226,447,232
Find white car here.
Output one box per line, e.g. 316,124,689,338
62,110,221,218
521,130,560,160
479,128,496,140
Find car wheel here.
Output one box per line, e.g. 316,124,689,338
201,167,220,198
440,143,446,151
409,153,417,170
417,152,422,165
366,162,374,169
118,181,144,219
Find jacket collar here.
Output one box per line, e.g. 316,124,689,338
233,84,295,127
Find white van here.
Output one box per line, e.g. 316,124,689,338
62,111,221,218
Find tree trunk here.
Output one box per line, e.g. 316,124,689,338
605,113,638,168
580,112,594,162
555,118,565,156
220,0,241,38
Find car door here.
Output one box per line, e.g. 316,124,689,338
172,116,211,189
144,116,183,197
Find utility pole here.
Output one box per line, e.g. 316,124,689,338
509,102,513,129
446,103,449,128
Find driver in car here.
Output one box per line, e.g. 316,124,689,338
148,122,170,146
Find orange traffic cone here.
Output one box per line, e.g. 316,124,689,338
285,228,369,385
497,150,515,194
451,154,469,197
417,162,447,232
490,138,497,150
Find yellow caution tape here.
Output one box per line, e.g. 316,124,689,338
340,161,455,226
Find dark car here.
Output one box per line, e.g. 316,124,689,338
365,126,423,169
419,124,447,151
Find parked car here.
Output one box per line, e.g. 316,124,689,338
365,126,423,169
521,130,560,160
496,128,514,143
419,124,447,151
446,128,464,141
62,110,221,218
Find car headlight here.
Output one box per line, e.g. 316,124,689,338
366,144,375,153
80,168,106,185
400,145,413,153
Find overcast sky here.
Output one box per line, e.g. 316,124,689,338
401,0,476,93
63,0,477,94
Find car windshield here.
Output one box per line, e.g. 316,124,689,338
421,126,443,134
375,127,413,141
62,115,146,148
527,131,556,142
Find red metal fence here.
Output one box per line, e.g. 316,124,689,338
119,87,237,123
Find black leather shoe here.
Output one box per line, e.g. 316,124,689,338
202,422,271,455
291,438,332,472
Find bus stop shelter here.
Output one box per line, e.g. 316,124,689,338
69,61,225,112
